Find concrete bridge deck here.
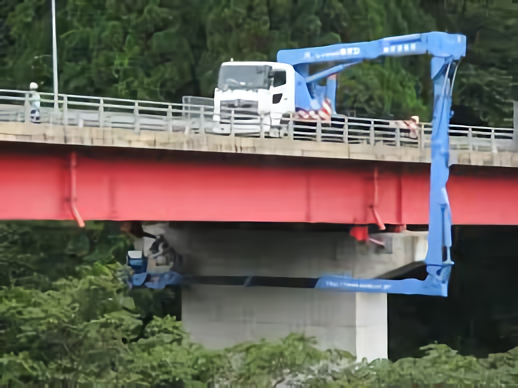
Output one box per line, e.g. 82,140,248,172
0,90,516,168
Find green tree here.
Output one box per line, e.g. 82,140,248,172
3,222,518,386
0,1,516,126
422,0,518,126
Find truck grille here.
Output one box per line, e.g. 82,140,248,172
220,100,259,122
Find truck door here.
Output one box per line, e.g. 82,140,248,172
270,70,290,122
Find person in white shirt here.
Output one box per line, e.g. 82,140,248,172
391,115,420,139
29,82,40,124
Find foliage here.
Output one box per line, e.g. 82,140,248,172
2,222,518,386
0,0,516,124
0,221,198,386
0,2,516,381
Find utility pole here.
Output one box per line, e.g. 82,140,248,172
51,0,58,110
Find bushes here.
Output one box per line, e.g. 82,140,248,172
1,221,518,387
2,263,518,387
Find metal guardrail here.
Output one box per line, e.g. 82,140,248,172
0,89,514,153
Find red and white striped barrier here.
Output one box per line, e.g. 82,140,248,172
390,116,420,139
294,100,420,140
294,98,333,122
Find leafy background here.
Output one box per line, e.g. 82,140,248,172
0,0,517,125
2,0,518,385
1,221,518,386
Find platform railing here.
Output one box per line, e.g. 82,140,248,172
0,89,513,152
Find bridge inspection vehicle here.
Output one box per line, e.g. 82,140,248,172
127,32,466,297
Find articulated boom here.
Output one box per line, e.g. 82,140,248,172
312,33,466,296
126,32,466,297
277,32,466,114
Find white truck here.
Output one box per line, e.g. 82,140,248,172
212,60,296,136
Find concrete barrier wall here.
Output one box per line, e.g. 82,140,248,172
0,121,517,167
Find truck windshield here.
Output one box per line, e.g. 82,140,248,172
217,65,271,91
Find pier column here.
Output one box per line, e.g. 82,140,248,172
135,223,427,361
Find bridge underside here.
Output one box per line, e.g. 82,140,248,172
1,143,517,225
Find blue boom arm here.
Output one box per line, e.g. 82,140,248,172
276,32,466,114
310,33,464,297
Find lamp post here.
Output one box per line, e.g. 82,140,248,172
51,0,58,110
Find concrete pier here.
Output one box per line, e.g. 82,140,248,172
136,223,428,361
183,286,387,361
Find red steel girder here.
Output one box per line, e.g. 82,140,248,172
1,146,517,225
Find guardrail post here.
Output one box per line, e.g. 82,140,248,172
468,127,473,152
167,104,173,132
99,98,104,129
134,101,140,132
395,127,401,147
63,95,68,128
200,106,205,135
418,126,424,150
343,117,348,144
491,128,497,153
369,121,375,145
230,108,235,138
316,119,322,142
24,93,30,123
259,114,265,139
184,112,191,135
184,104,191,136
288,113,294,140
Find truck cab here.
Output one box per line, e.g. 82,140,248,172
213,61,296,135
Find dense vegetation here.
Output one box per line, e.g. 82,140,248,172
0,0,517,125
2,0,518,385
0,221,518,386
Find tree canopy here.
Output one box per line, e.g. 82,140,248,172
1,221,518,386
0,0,517,125
3,1,518,384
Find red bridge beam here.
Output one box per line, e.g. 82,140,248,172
0,147,517,225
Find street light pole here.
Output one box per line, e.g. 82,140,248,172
51,0,58,110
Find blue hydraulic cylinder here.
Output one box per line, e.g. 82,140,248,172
304,62,360,84
425,57,455,271
326,75,337,113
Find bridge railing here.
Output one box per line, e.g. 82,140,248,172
0,89,513,152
